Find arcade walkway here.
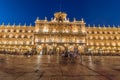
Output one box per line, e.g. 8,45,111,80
0,54,120,80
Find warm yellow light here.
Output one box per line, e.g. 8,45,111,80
101,43,104,46
9,34,13,38
35,29,39,32
65,30,69,33
41,39,44,42
20,42,23,44
28,36,30,38
90,42,93,46
52,38,54,42
118,43,120,46
28,30,31,33
106,43,110,46
16,30,19,33
53,29,56,33
15,41,17,44
26,41,29,45
22,35,24,38
43,28,48,32
112,43,116,46
46,39,49,42
15,35,18,38
4,41,7,44
5,29,8,32
11,29,14,32
82,30,86,33
73,29,78,33
3,35,6,38
9,41,12,44
77,40,79,43
62,39,65,42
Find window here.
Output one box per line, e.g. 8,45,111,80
19,30,22,32
24,35,27,38
92,31,94,34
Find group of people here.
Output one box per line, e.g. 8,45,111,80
61,50,79,59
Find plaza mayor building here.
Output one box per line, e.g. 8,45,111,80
0,12,120,55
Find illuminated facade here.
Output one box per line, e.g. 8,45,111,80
0,12,120,55
0,24,34,54
86,25,120,55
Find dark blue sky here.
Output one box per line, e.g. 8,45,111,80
0,0,120,26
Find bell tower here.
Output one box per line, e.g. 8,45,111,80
54,12,67,22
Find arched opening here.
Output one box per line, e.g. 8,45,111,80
56,45,65,55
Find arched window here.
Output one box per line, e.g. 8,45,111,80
18,35,21,38
103,31,106,34
30,36,32,38
92,31,94,34
13,30,16,32
12,36,15,38
19,30,22,32
97,31,100,34
8,30,10,32
24,35,27,38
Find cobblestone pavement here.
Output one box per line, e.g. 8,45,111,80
0,54,120,80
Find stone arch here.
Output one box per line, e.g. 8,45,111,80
55,44,66,54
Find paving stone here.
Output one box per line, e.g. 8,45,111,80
0,54,120,80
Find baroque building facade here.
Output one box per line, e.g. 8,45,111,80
0,12,120,55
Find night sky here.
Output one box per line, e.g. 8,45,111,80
0,0,120,26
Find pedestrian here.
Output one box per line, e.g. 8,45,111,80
49,49,53,56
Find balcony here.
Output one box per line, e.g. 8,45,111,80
34,31,86,36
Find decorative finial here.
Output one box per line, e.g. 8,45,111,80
113,24,115,27
68,18,69,21
7,23,10,26
36,17,39,21
51,17,53,21
88,24,90,27
2,22,4,26
81,18,84,22
103,24,105,27
73,18,76,22
13,23,15,27
18,23,21,27
98,24,101,28
29,23,32,27
45,17,47,21
108,25,110,27
24,23,26,27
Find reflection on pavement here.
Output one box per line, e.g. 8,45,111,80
0,54,120,80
